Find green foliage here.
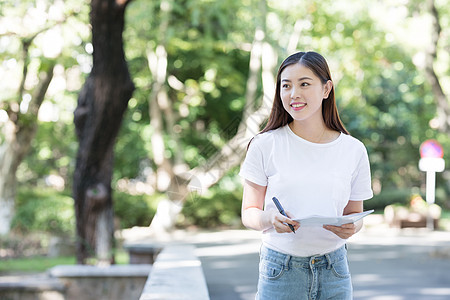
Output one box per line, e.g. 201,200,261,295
113,112,149,180
21,122,77,187
122,0,253,171
366,186,448,211
365,189,416,211
180,187,243,228
11,187,160,235
179,167,244,228
113,191,161,229
3,0,450,235
12,188,75,236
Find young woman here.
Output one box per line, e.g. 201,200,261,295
239,51,373,299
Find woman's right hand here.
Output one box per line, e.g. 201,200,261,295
267,209,300,233
242,180,300,232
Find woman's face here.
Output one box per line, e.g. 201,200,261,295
279,63,332,124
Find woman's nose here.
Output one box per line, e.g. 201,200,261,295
290,88,301,99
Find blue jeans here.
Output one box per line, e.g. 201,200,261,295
257,245,352,300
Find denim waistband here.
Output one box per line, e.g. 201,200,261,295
260,245,347,269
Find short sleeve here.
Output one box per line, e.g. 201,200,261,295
239,140,268,186
350,147,373,201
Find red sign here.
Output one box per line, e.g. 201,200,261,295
420,140,444,158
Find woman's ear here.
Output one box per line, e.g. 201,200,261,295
323,80,333,99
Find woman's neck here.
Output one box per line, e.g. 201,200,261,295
288,120,339,144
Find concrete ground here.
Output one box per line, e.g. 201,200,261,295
179,216,450,300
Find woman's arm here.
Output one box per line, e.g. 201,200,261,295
323,200,364,239
241,179,299,233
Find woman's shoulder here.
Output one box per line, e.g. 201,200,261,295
250,126,285,147
340,133,369,153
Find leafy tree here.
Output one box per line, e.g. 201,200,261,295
0,0,86,235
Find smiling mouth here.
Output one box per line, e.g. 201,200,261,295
290,103,306,110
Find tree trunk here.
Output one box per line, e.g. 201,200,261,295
145,0,191,234
0,49,54,235
73,0,134,264
424,0,450,132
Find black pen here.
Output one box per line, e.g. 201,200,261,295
272,197,295,233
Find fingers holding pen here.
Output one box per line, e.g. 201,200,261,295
269,209,299,233
278,215,299,233
285,211,300,232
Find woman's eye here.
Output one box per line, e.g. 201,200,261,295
282,84,290,88
301,82,309,87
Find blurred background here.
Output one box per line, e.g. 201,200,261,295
0,0,449,271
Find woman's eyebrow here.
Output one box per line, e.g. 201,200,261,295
281,77,313,82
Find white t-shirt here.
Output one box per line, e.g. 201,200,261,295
239,125,373,257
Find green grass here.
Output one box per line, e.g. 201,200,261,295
0,256,76,273
0,250,130,274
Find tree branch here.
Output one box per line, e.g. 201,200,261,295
29,62,56,115
0,10,79,40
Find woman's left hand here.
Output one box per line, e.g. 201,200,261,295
323,223,357,239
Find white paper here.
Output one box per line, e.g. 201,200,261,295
294,210,374,227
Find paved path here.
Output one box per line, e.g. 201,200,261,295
348,226,450,300
187,219,450,300
192,230,260,300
